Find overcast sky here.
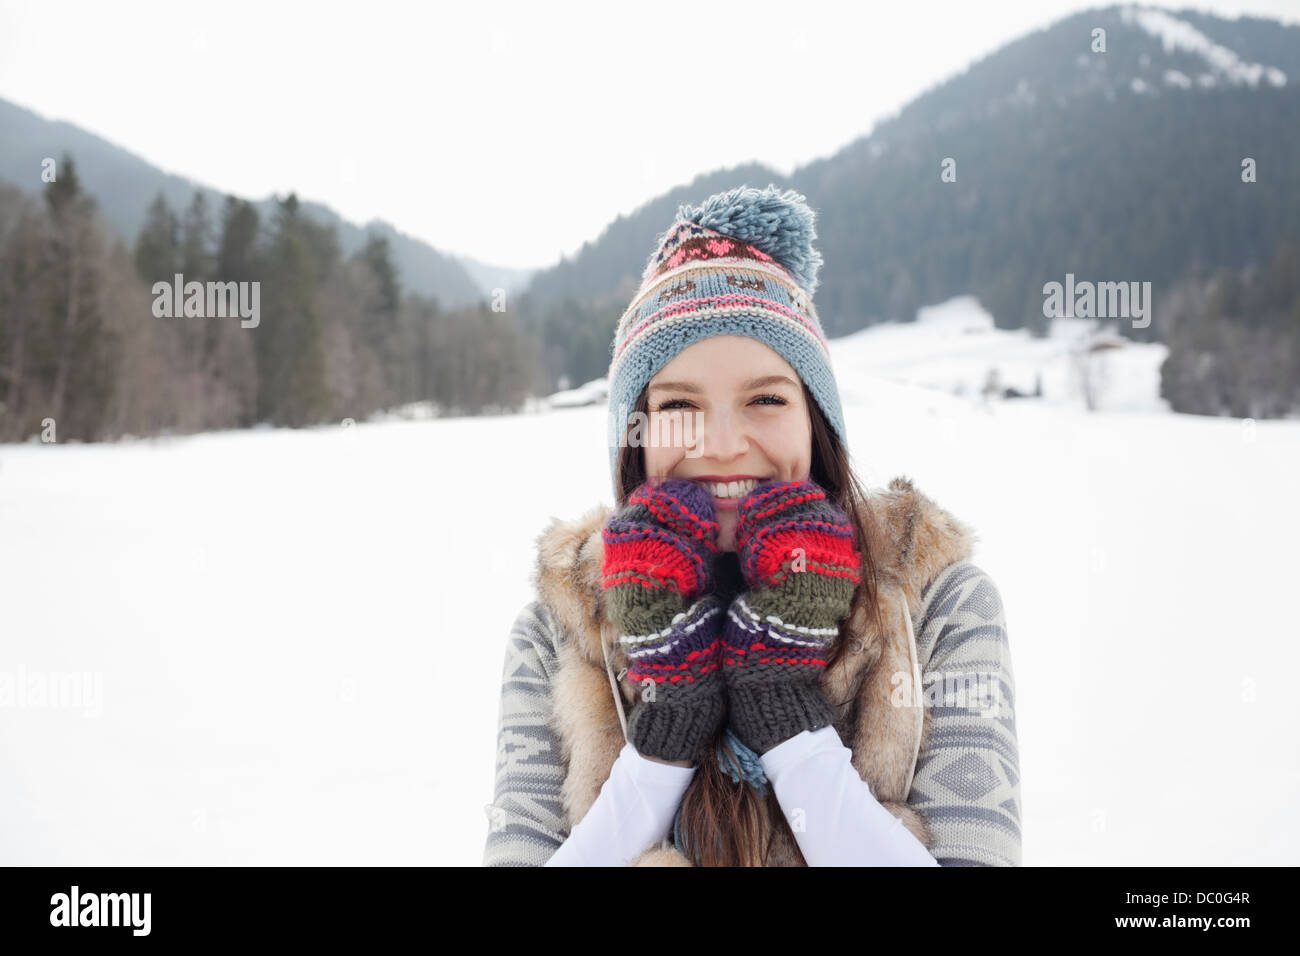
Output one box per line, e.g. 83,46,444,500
1,0,1296,270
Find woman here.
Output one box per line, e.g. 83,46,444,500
484,185,1021,866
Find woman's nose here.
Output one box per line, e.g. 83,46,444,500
695,409,747,460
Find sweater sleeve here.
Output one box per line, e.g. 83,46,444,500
483,600,572,866
760,726,940,866
544,742,696,866
907,561,1023,866
483,599,696,866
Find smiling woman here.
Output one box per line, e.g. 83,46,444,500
486,184,1021,868
641,337,813,552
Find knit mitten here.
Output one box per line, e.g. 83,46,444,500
601,478,727,764
722,479,861,755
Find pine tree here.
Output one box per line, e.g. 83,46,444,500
361,234,399,317
181,192,215,279
43,154,111,433
134,192,180,282
217,196,260,281
357,233,401,405
253,193,333,426
0,185,46,436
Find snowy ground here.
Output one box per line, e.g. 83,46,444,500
1,296,1296,865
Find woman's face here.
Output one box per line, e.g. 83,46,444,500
642,335,812,552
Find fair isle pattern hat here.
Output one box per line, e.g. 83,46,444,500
605,183,847,499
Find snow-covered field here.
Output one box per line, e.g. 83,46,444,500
2,296,1296,865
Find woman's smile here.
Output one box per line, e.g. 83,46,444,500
680,475,772,509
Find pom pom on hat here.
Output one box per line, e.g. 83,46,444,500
643,183,825,297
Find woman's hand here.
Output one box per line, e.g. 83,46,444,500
722,478,861,755
600,478,727,765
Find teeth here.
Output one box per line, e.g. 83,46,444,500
710,478,758,499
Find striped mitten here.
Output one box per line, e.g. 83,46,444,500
601,478,727,765
723,479,861,755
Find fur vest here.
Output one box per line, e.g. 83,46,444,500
531,476,976,866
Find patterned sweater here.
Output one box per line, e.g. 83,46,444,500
484,559,1022,866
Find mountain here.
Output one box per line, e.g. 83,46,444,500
449,253,536,300
517,4,1300,343
0,97,486,308
794,3,1300,334
518,161,794,308
503,162,802,391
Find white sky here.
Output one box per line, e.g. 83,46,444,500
1,0,1296,270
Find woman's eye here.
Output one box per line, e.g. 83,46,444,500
653,395,787,411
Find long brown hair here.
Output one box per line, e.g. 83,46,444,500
614,380,888,866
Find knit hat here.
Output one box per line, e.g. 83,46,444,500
606,184,847,501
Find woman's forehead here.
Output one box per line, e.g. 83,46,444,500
651,337,795,384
